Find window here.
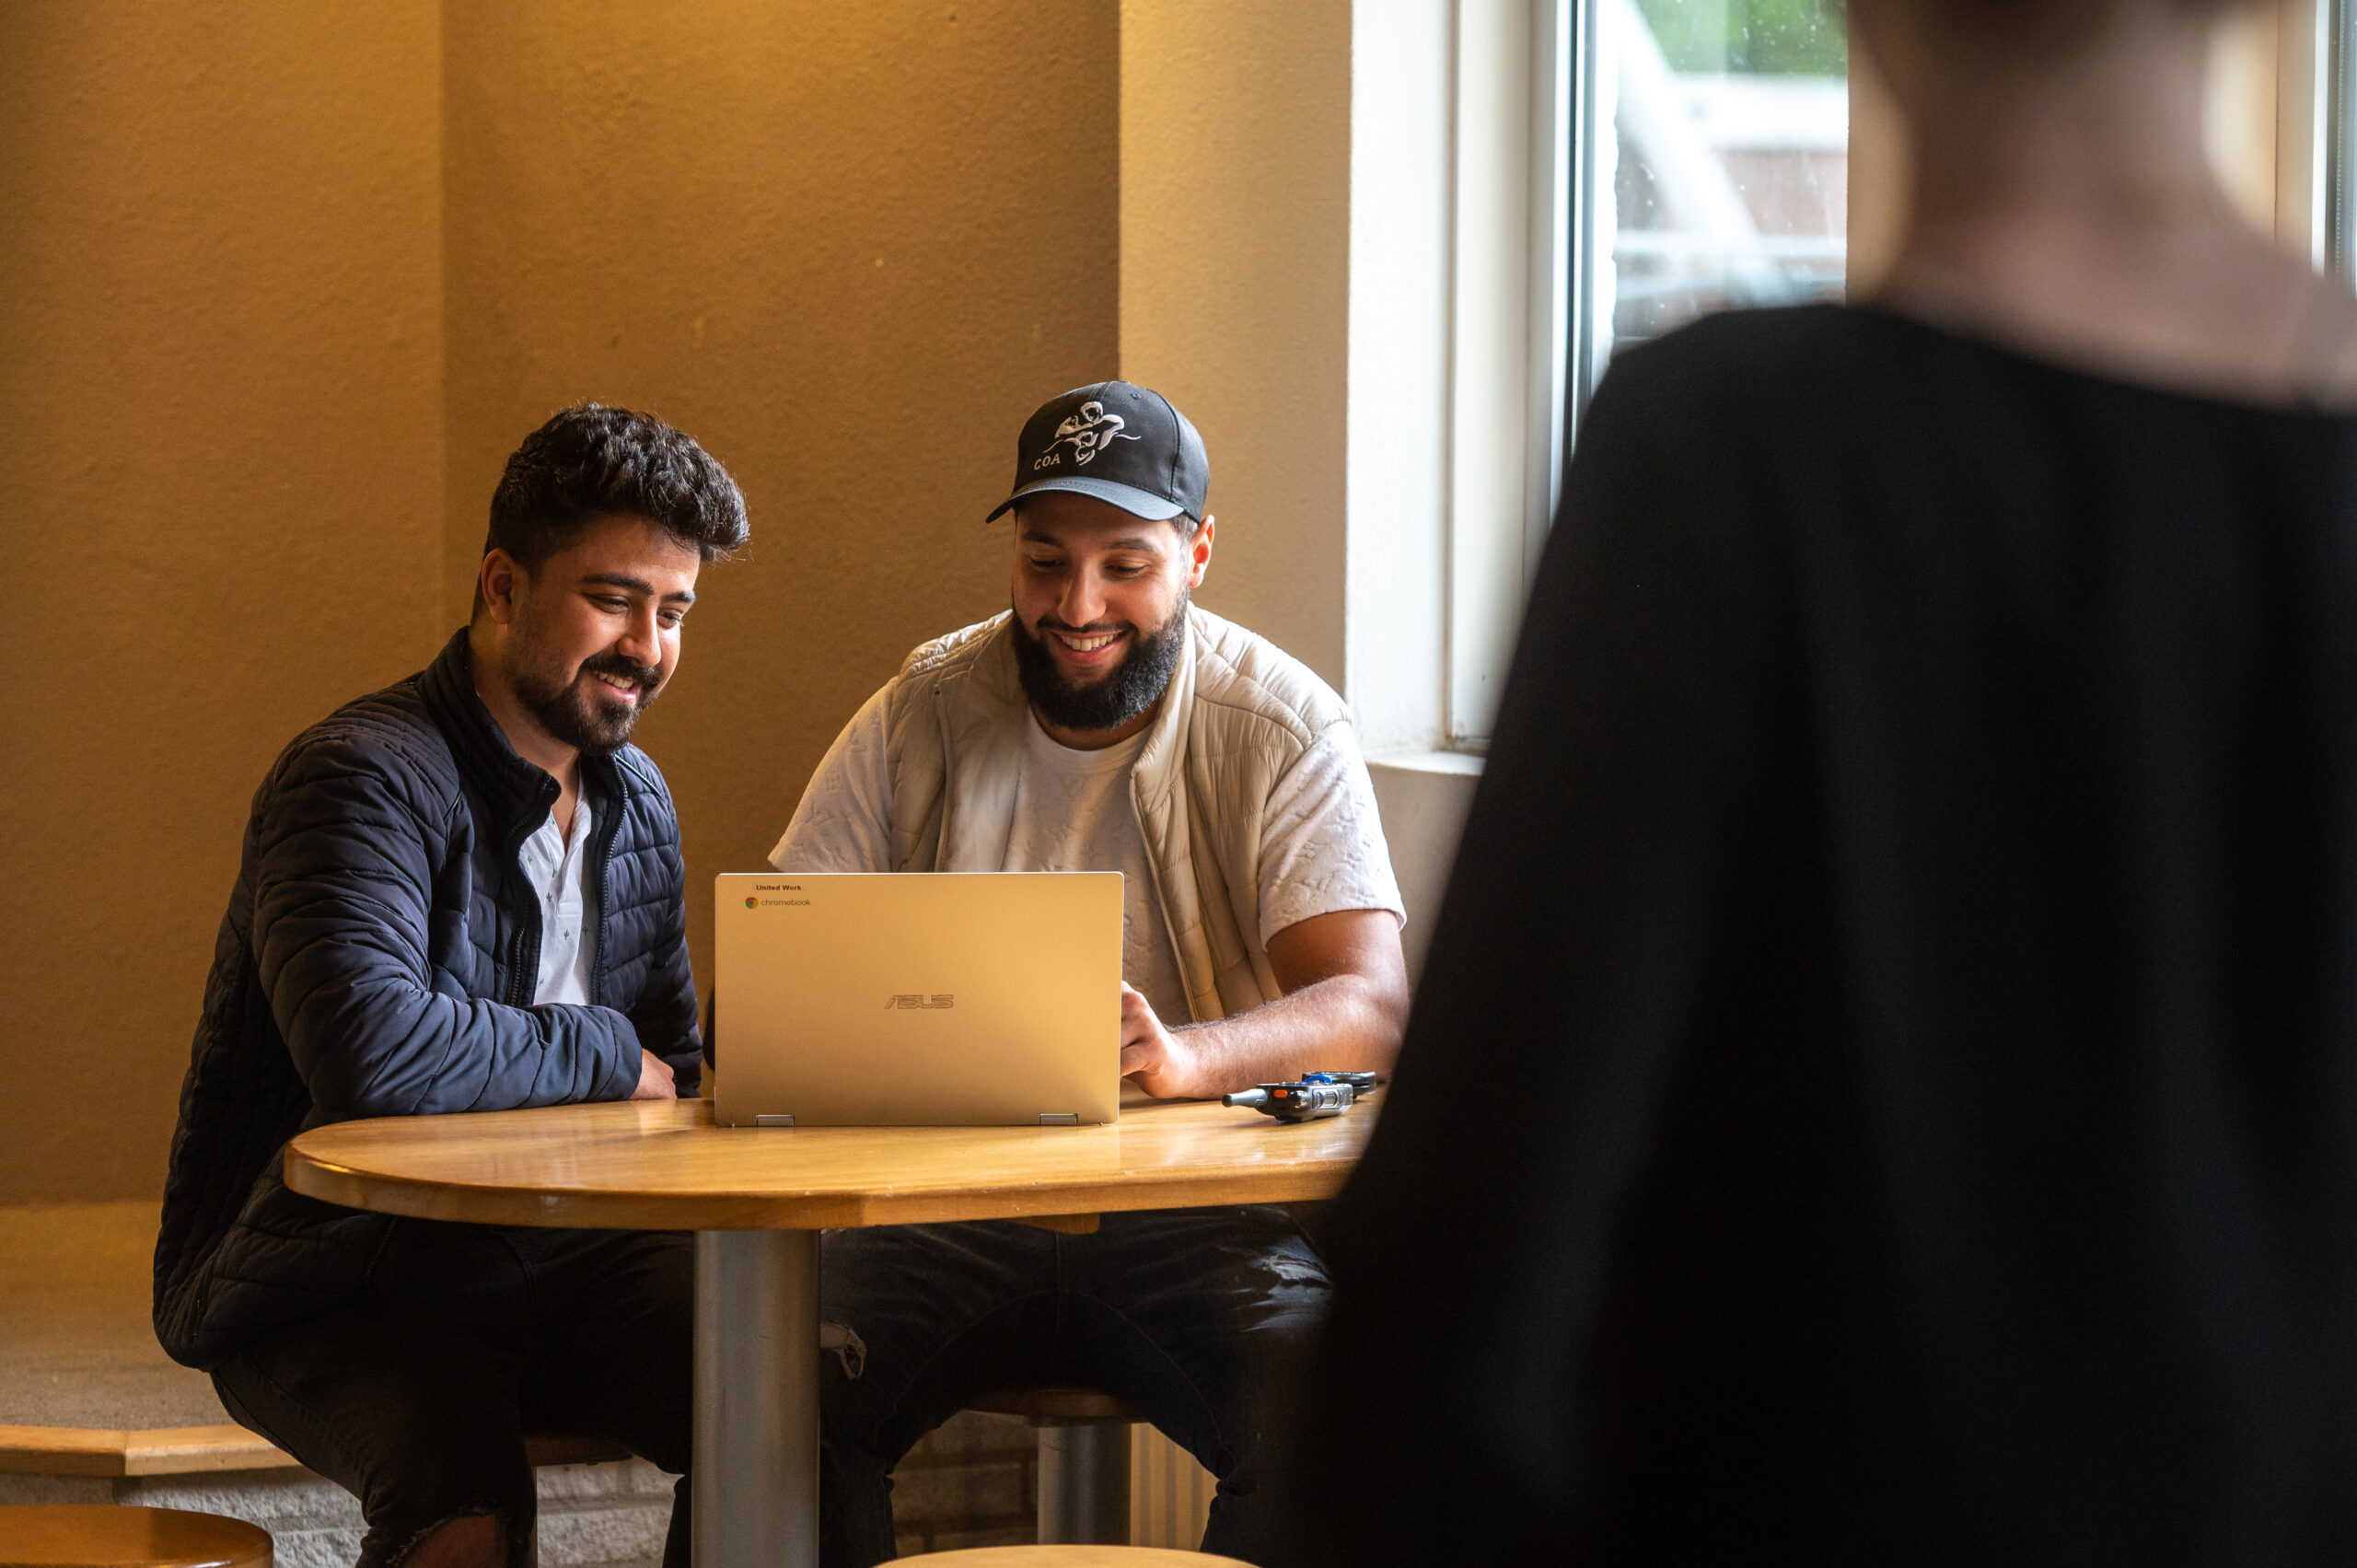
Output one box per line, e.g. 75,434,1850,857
2331,0,2357,283
1447,0,1851,744
1606,0,1849,351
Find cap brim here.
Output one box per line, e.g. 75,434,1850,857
985,475,1187,523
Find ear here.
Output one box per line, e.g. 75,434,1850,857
479,549,527,626
1187,515,1215,590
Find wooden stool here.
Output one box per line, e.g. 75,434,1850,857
899,1548,1248,1566
0,1506,272,1568
520,1428,633,1467
964,1386,1141,1545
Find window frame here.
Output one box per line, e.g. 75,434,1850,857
1446,0,1579,749
2329,0,2357,281
1446,0,1849,748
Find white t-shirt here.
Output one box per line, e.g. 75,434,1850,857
517,796,596,1006
769,689,1405,1025
1001,721,1191,1023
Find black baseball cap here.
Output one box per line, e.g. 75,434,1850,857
985,380,1210,524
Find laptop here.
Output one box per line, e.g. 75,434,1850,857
712,871,1124,1127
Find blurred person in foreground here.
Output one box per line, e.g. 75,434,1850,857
1293,0,2357,1561
154,406,748,1568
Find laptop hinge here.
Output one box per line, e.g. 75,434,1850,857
754,1114,795,1128
1038,1112,1079,1126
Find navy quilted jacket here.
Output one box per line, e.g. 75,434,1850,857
153,630,702,1369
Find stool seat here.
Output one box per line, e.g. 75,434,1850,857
900,1549,1248,1566
963,1387,1142,1544
520,1428,633,1466
965,1385,1142,1425
0,1505,272,1568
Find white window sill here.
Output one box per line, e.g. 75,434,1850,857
1365,751,1486,980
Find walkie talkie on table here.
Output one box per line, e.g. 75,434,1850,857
1223,1072,1383,1123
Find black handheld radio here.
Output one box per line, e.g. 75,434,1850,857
1223,1072,1382,1124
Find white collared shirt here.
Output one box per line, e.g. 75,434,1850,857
517,796,597,1005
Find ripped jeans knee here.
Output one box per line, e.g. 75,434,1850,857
821,1319,867,1379
383,1506,526,1568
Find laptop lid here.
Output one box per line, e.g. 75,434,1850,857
712,871,1124,1127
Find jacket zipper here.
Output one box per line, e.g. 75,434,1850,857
503,783,558,1007
586,773,627,1008
505,849,540,1006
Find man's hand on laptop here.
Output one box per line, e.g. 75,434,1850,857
1119,983,1206,1098
633,1049,679,1101
1120,912,1412,1100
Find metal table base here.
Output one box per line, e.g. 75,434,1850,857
693,1230,821,1568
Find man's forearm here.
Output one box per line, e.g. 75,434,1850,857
1176,974,1404,1096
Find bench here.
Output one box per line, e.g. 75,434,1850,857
0,1424,631,1478
0,1422,663,1568
0,1203,668,1568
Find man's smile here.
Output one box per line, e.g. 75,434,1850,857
1050,626,1128,665
577,656,660,708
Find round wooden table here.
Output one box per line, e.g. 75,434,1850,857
284,1094,1371,1568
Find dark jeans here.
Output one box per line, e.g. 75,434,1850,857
817,1205,1329,1567
211,1219,695,1568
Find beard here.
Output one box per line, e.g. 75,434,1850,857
513,645,666,757
1009,590,1189,736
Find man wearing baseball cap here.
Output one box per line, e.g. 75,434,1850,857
771,380,1409,1563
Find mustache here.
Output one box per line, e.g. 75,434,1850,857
579,651,661,694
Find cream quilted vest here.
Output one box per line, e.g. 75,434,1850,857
878,607,1354,1023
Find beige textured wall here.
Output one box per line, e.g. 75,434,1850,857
1120,0,1353,687
443,0,1120,1014
0,2,1116,1205
0,4,446,1205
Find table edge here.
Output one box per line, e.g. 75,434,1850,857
284,1150,1356,1231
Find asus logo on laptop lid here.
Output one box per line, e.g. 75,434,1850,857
884,993,956,1010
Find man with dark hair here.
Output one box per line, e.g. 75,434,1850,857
770,381,1410,1565
154,404,749,1568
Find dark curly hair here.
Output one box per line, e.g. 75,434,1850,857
475,403,749,613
